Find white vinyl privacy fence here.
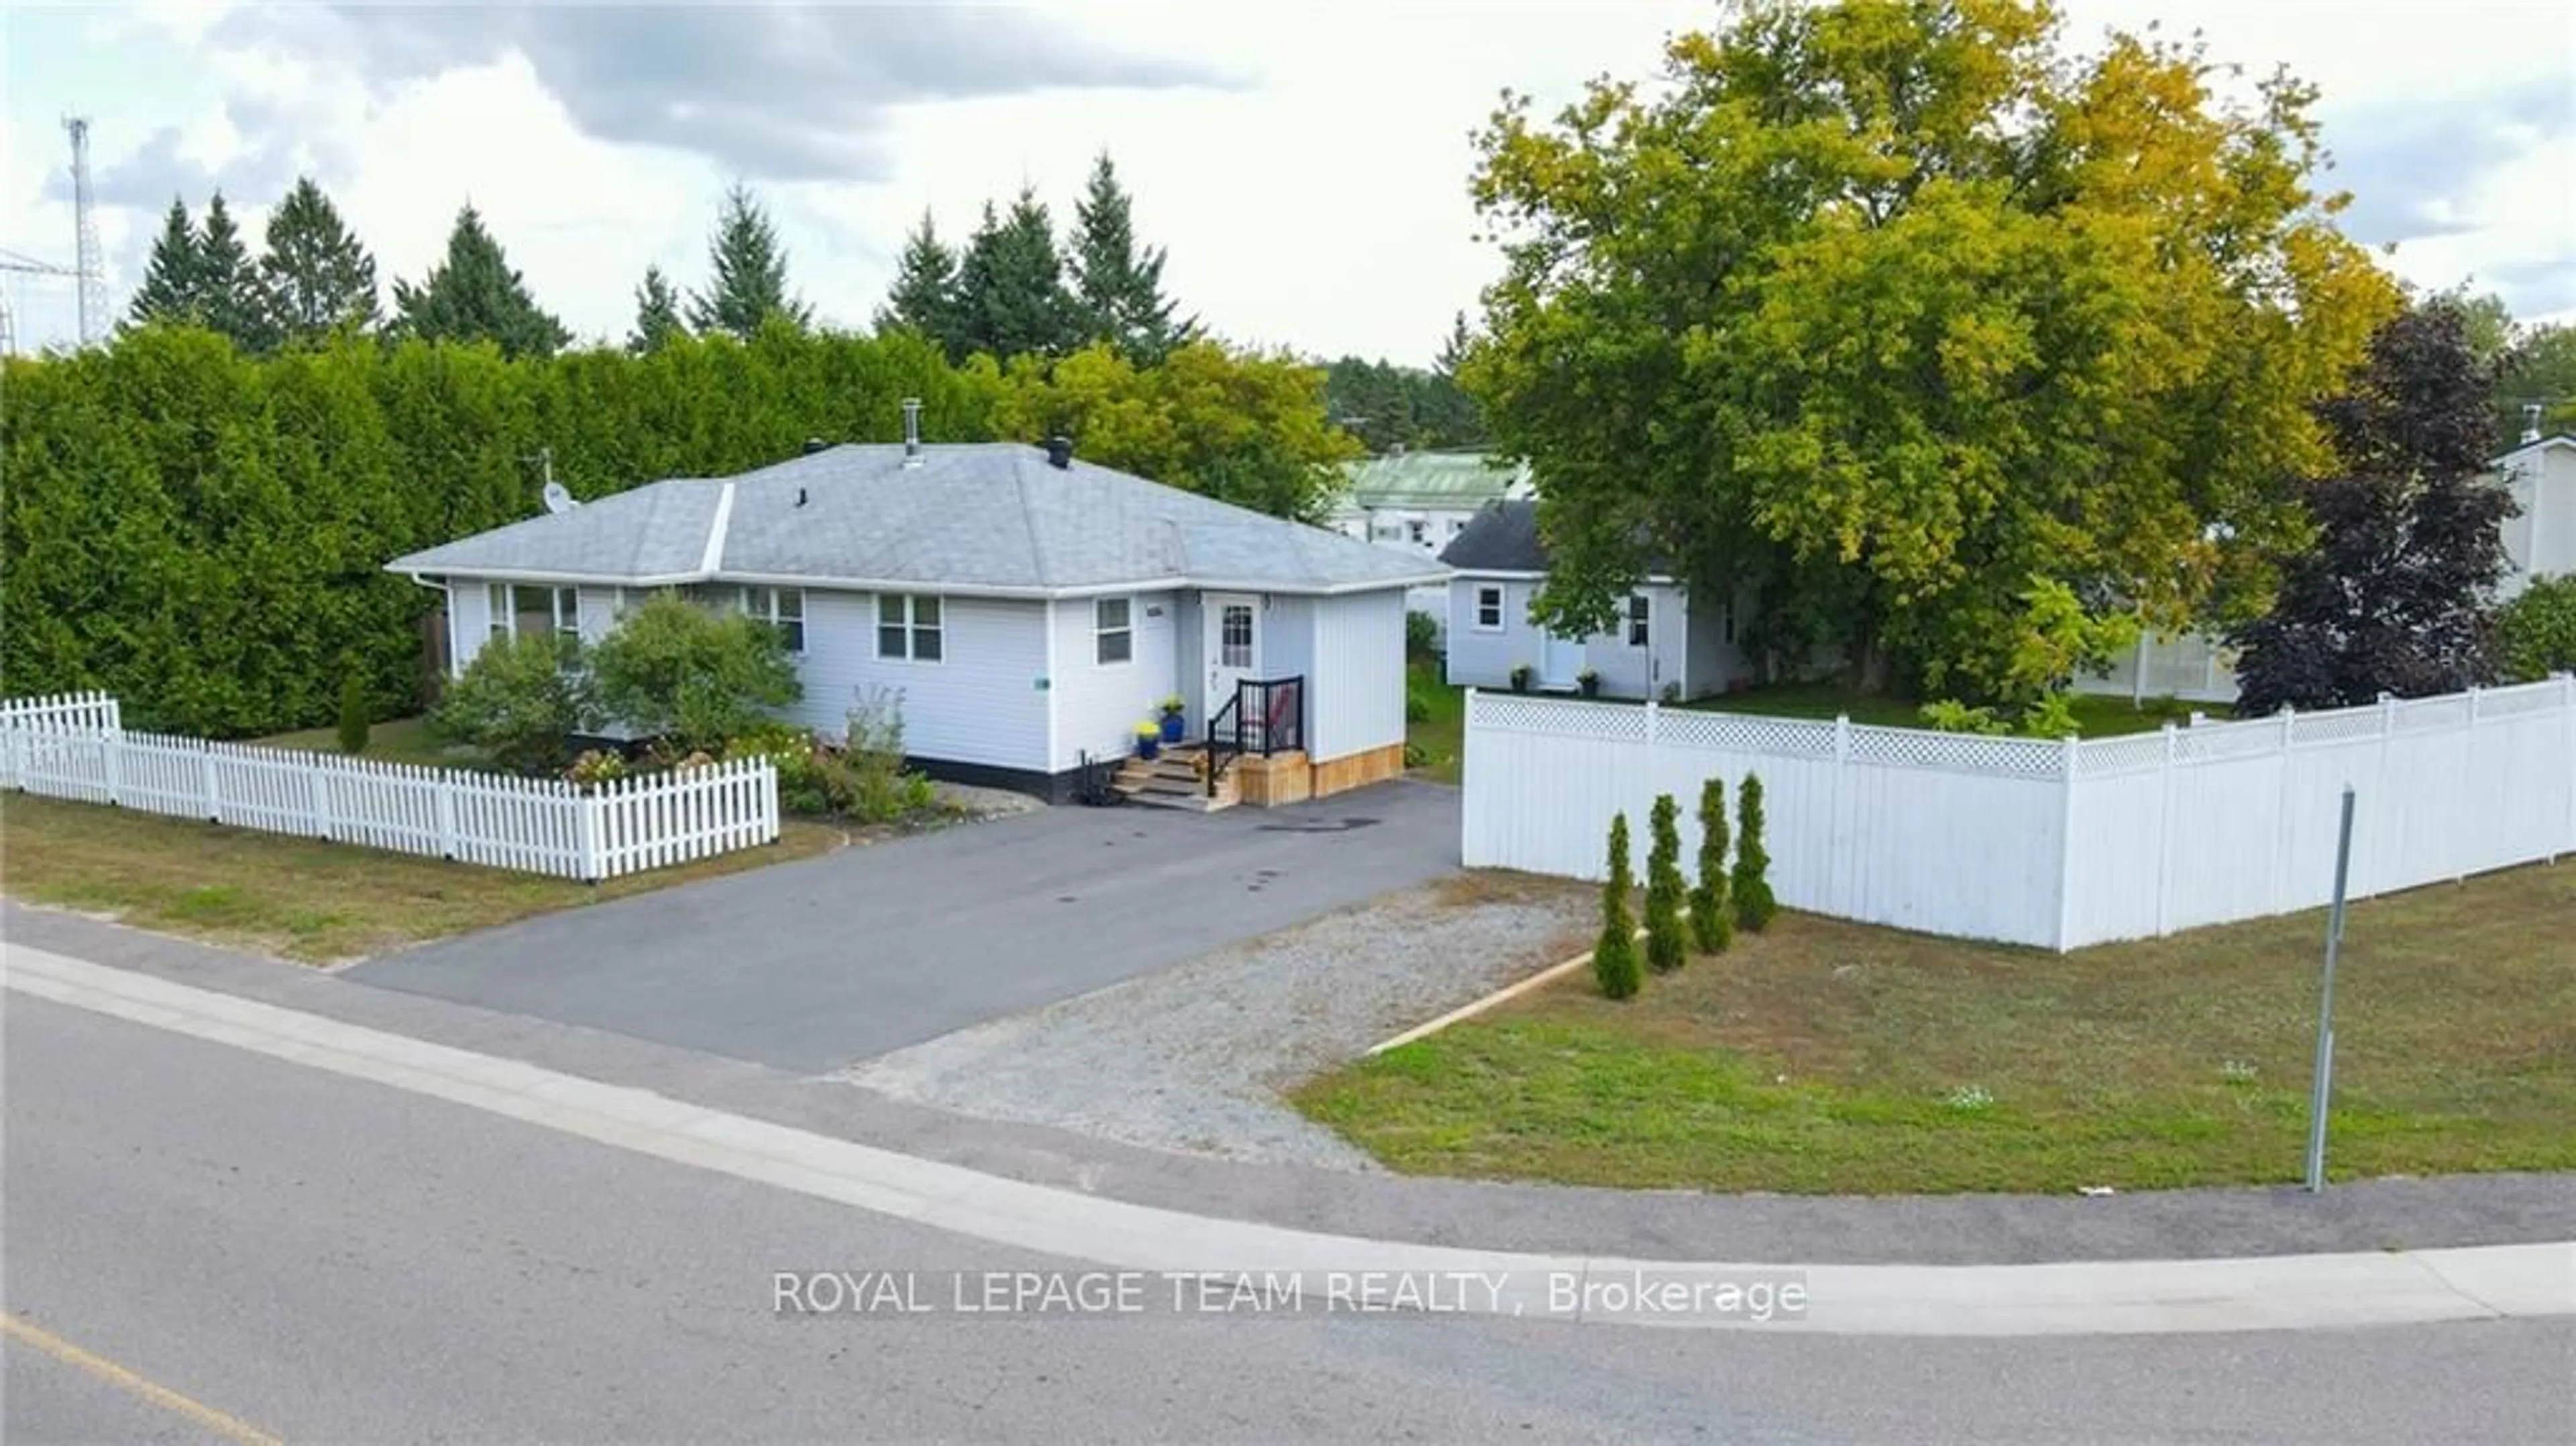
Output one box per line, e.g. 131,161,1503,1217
1462,677,2576,950
1,691,780,882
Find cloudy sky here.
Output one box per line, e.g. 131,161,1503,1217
3,1,2569,364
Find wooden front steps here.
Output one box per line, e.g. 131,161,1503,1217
1110,744,1237,812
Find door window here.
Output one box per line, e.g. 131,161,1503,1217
1220,604,1254,669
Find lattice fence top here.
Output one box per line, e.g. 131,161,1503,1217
1846,723,2065,777
1466,677,2572,782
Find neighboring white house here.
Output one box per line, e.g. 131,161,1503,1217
387,439,1446,803
2080,434,2576,706
1439,500,1755,700
1328,451,1534,642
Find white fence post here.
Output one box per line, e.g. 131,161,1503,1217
2054,735,2080,951
578,788,605,883
2154,721,2179,936
101,731,121,806
311,766,333,840
435,772,460,860
201,746,221,823
1829,714,1853,914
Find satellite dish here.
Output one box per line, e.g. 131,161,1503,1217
542,481,578,514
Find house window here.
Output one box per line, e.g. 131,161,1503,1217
741,586,806,654
1219,602,1254,669
877,594,943,661
1474,584,1505,631
1625,594,1651,648
1095,596,1134,665
491,583,576,643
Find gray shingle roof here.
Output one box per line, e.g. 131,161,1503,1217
387,443,1447,595
1439,500,1546,572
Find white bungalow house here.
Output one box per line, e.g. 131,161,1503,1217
1439,500,1756,700
386,436,1446,804
2079,434,2576,705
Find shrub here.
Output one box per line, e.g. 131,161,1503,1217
2015,691,2082,739
1401,740,1428,768
564,748,628,785
838,686,936,823
590,591,802,754
1690,775,1733,954
1645,793,1687,973
427,632,596,774
2498,575,2576,682
1406,609,1441,659
1594,812,1643,999
1405,683,1432,724
1919,698,2007,734
1659,680,1682,705
1509,663,1534,693
335,672,370,755
1733,772,1777,932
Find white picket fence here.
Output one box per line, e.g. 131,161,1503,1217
0,691,779,882
1462,675,2576,950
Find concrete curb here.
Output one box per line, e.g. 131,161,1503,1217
14,944,2571,1338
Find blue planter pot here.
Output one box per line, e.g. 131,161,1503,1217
1136,734,1161,761
1159,713,1185,744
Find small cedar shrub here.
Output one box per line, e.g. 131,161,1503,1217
1690,775,1733,953
335,673,370,755
1594,812,1643,999
1733,772,1777,932
1644,792,1687,972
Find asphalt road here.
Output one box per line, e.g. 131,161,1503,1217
347,781,1462,1072
9,989,2573,1445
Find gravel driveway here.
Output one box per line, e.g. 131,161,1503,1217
841,871,1595,1168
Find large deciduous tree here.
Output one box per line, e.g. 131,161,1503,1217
258,176,380,343
2229,302,2516,713
953,190,1082,361
391,205,571,359
1067,152,1191,364
127,198,203,328
688,182,812,340
1463,0,2396,705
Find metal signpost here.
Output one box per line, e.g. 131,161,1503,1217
2304,786,2357,1194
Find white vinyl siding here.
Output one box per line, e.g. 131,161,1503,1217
1051,590,1179,771
1308,590,1407,762
1445,575,1693,699
780,590,1049,771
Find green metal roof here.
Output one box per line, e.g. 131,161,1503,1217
1338,451,1532,509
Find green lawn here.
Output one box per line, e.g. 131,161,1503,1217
1687,681,2219,736
1294,863,2576,1194
0,793,843,964
256,715,487,769
1405,658,1466,784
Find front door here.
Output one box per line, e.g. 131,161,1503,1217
1203,592,1261,725
1539,628,1586,691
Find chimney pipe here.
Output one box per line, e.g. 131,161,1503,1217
2524,402,2544,446
902,398,923,467
802,437,828,455
1046,435,1073,470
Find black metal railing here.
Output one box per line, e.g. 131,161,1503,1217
1206,675,1304,795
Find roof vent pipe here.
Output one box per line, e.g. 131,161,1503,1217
2524,402,2544,446
902,398,924,467
1046,435,1073,470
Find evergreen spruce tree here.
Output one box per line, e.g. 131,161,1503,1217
127,197,203,327
1067,152,1191,364
258,176,379,343
952,189,1081,360
627,266,688,354
390,205,572,359
1594,812,1644,999
1646,792,1688,972
687,182,812,340
336,671,370,755
876,209,963,358
1690,775,1733,954
195,192,274,351
1732,773,1777,932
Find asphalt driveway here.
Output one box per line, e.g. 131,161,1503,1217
344,781,1460,1072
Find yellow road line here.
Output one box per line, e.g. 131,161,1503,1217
1,1313,284,1446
